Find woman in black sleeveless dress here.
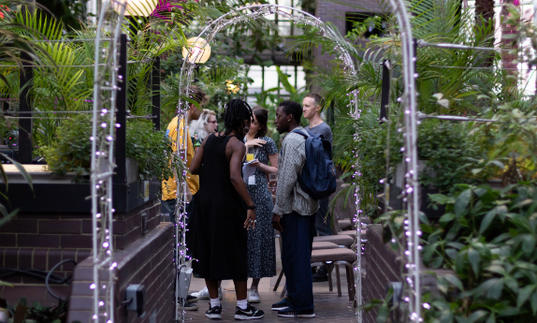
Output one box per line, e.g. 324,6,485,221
189,99,264,320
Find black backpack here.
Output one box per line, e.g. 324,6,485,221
292,128,337,200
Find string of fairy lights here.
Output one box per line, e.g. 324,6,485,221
386,0,421,320
90,0,126,322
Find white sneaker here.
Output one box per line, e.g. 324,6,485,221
190,287,209,300
190,286,223,300
247,289,260,303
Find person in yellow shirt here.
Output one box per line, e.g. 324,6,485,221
161,85,207,223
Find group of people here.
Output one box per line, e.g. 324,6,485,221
161,85,334,320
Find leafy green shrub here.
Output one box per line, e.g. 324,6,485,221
418,119,480,193
126,119,174,181
470,105,537,184
6,298,67,323
423,183,537,322
336,109,480,216
42,114,173,181
41,114,92,177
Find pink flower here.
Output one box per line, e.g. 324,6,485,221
513,0,520,6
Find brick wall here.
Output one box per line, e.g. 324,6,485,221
68,222,174,323
362,224,402,322
314,0,385,75
0,200,161,307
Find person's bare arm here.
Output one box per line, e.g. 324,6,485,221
189,137,207,175
251,153,278,175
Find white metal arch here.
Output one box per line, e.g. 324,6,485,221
170,2,420,322
91,0,126,322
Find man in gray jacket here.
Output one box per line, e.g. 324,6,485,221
271,100,318,318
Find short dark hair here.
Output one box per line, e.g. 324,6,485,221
305,93,324,110
279,100,302,124
253,106,268,138
189,85,208,106
224,99,252,135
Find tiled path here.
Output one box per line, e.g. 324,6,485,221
179,237,357,322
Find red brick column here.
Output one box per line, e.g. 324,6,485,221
501,0,519,95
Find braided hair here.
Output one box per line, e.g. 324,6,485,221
223,99,253,135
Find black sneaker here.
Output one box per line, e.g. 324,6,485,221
187,294,198,302
271,298,291,311
177,298,198,311
277,307,316,318
234,305,264,320
205,305,222,320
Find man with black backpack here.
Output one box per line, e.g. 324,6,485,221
302,93,335,282
271,101,319,319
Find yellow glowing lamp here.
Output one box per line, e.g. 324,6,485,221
113,0,158,17
181,37,211,64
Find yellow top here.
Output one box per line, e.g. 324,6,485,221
161,116,199,200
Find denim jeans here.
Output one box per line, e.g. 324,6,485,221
281,212,315,312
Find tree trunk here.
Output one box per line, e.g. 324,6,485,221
475,0,495,21
475,0,495,66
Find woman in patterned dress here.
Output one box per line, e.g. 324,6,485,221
243,107,278,303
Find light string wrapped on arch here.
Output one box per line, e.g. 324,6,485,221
173,3,364,320
173,2,420,322
90,0,127,322
386,0,421,320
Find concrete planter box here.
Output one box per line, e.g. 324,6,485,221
0,162,159,214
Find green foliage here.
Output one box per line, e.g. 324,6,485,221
197,55,252,110
126,119,174,182
36,0,87,30
337,107,480,217
42,115,173,182
418,119,480,193
423,184,537,321
347,106,400,214
469,104,537,183
40,114,92,177
0,2,48,88
1,2,193,154
8,298,66,322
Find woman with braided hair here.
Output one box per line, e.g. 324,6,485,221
189,99,264,320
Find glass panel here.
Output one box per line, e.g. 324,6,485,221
278,21,292,36
247,65,306,101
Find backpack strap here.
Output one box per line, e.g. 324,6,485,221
291,128,310,138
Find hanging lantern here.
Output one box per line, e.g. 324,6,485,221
181,37,211,64
113,0,158,17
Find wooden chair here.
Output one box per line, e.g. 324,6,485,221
310,247,357,301
273,240,339,294
274,246,357,301
273,237,357,302
313,234,354,247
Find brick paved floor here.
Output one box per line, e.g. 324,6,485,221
178,236,358,322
